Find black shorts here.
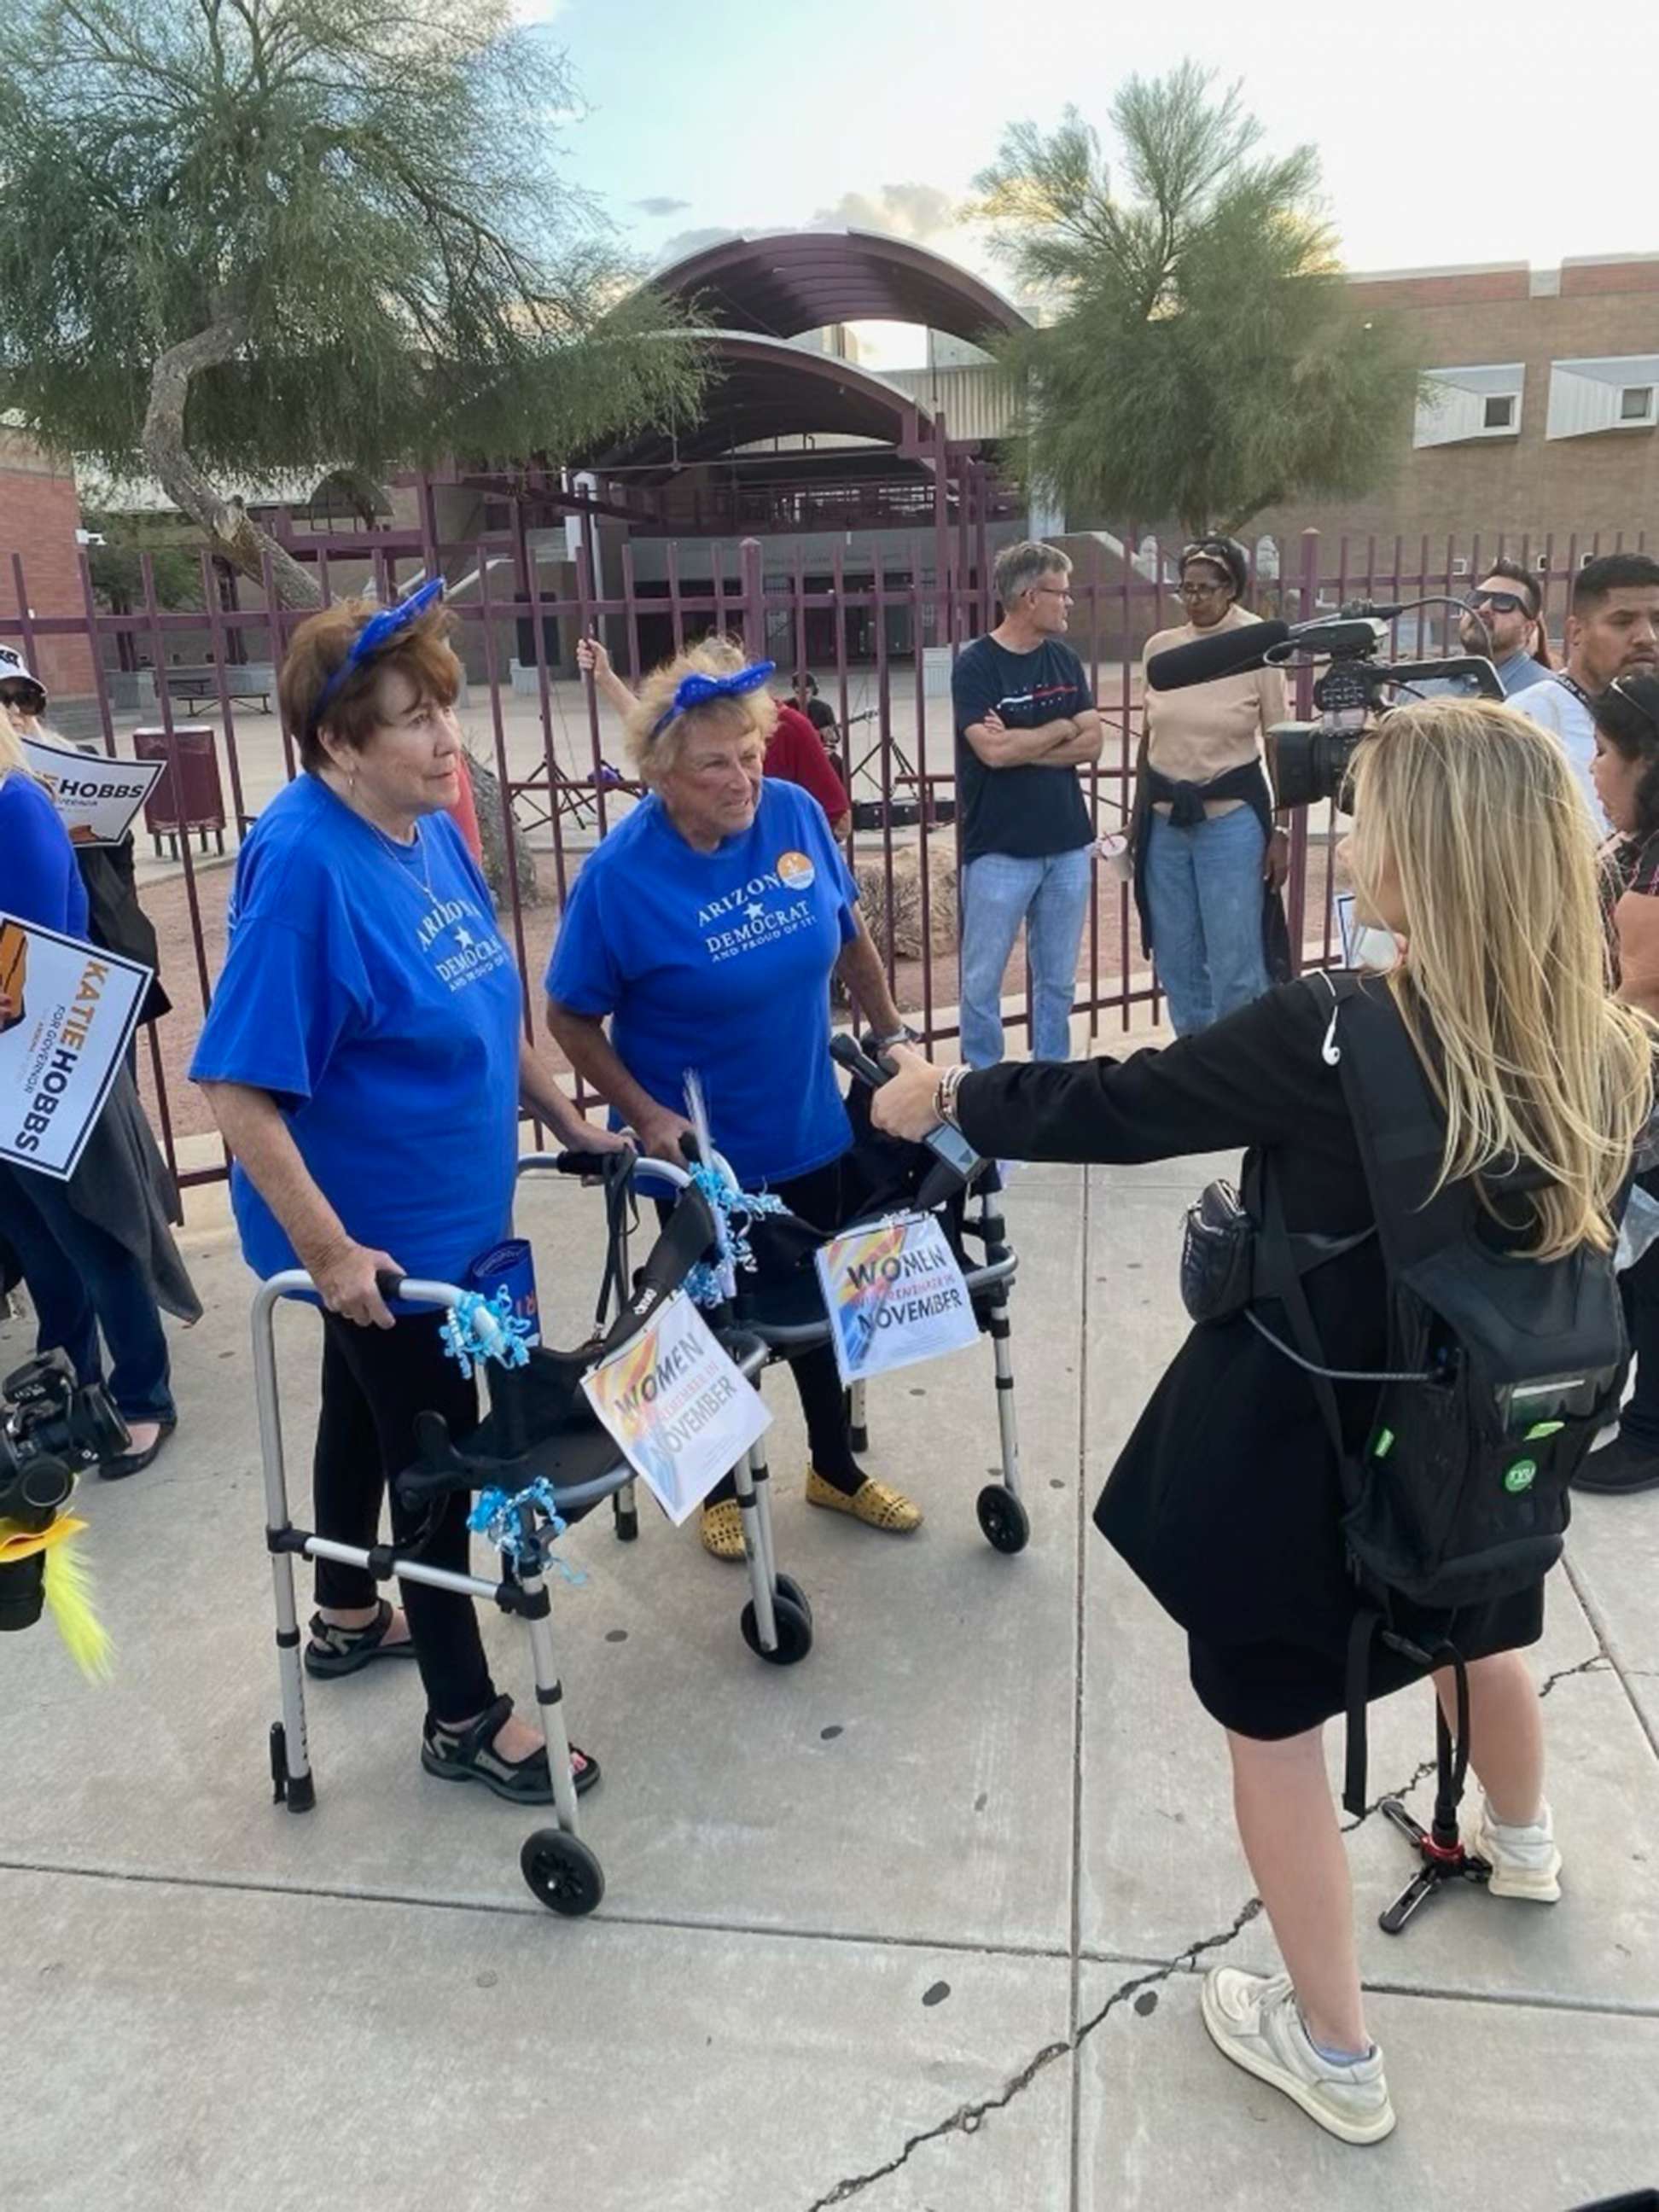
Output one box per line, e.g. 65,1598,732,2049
1186,1585,1545,1740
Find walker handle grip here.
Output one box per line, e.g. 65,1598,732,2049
830,1033,893,1089
375,1270,406,1302
552,1150,613,1179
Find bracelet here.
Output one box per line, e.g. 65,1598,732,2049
934,1063,969,1129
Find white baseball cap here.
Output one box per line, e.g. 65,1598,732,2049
0,645,46,701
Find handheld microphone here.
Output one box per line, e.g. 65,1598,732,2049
1146,615,1388,691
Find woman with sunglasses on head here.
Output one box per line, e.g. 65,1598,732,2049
193,587,627,1802
547,636,925,1562
1580,669,1659,1495
1134,537,1290,1037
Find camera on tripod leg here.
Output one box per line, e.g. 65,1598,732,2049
0,1349,127,1633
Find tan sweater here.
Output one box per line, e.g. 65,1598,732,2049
1142,606,1288,817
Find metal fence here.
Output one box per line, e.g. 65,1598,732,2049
5,505,1648,1192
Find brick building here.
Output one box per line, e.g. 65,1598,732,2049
1252,254,1659,555
0,428,96,700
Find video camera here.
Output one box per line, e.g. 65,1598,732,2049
1145,601,1506,812
0,1349,126,1633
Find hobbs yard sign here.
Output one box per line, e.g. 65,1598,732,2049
0,917,151,1179
815,1211,979,1387
21,732,164,847
582,1290,771,1525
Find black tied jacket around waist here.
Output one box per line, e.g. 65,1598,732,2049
950,980,1542,1678
1128,752,1292,986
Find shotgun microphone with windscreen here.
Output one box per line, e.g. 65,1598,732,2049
1146,614,1389,691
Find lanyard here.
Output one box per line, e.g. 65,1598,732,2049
1555,672,1596,710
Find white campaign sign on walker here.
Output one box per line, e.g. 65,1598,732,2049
815,1210,979,1387
581,1289,771,1526
20,732,164,848
0,914,151,1179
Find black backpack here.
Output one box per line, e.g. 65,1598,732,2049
1254,972,1624,1813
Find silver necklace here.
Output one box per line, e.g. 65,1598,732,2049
365,814,437,904
335,776,437,902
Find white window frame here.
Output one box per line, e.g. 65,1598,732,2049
1413,364,1526,449
1547,356,1659,439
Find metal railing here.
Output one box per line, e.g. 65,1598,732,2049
3,502,1645,1193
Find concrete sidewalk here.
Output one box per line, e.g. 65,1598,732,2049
4,1159,1657,2211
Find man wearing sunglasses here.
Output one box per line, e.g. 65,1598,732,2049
1457,561,1552,696
1511,552,1659,824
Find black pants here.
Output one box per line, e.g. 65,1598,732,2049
695,1159,859,1504
312,1310,493,1720
1620,1233,1659,1454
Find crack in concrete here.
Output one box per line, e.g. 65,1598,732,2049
799,1650,1614,2210
798,1899,1264,2212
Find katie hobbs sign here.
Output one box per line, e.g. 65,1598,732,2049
0,917,151,1179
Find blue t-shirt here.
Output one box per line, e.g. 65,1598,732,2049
546,779,858,1188
190,773,522,1286
0,771,90,937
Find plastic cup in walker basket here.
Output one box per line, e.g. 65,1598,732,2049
467,1238,541,1346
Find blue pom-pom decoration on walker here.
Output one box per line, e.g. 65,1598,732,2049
439,1287,533,1379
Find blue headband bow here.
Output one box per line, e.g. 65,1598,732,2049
310,577,445,731
649,658,776,742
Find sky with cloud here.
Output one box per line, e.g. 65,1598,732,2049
538,0,1653,369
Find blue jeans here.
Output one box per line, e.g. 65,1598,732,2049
1143,805,1270,1038
959,846,1093,1066
0,1161,176,1423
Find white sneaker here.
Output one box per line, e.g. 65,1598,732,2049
1201,1969,1396,2145
1468,1797,1562,1902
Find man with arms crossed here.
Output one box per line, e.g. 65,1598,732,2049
953,541,1103,1066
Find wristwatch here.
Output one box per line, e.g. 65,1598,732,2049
870,1026,919,1049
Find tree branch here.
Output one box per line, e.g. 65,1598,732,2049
141,317,320,608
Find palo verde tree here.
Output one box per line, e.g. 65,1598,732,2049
974,67,1417,538
0,0,706,610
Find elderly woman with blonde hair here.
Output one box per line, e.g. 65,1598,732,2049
546,637,923,1559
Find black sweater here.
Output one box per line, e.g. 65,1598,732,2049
955,979,1538,1674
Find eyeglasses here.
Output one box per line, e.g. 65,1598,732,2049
1179,581,1230,602
309,577,445,732
1032,585,1074,602
1608,674,1659,738
1469,591,1530,616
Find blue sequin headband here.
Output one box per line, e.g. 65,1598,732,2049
309,577,446,731
649,658,776,742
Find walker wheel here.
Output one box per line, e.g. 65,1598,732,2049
520,1828,605,1917
976,1483,1029,1555
741,1592,814,1666
773,1573,812,1627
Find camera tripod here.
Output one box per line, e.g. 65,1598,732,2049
1376,1686,1492,1934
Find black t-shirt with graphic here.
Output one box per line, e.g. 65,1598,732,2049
952,636,1095,863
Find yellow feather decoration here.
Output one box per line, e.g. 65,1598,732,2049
44,1534,114,1679
0,1512,113,1679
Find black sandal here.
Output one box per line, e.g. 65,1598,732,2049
304,1598,418,1679
420,1692,601,1804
